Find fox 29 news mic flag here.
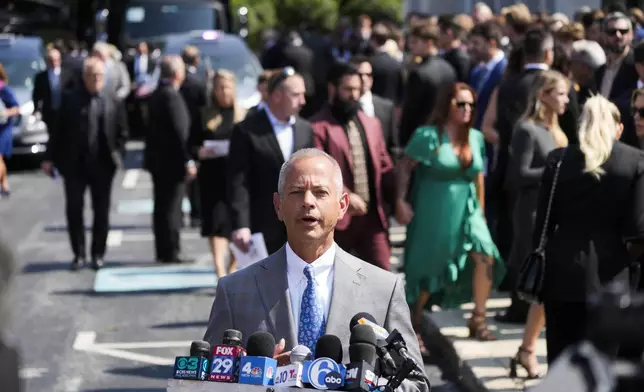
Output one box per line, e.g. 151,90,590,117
209,329,245,382
173,341,211,381
238,332,278,386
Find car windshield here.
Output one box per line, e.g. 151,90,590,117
189,41,260,87
0,58,43,90
125,3,218,40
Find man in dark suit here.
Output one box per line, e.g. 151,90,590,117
228,68,314,255
368,23,404,104
399,21,456,147
311,62,395,271
41,57,128,270
349,55,400,160
126,42,155,85
494,27,579,323
438,14,472,83
595,12,640,147
33,47,71,132
180,45,208,228
145,56,196,263
125,41,157,138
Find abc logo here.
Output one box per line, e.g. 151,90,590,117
325,371,343,388
308,358,343,390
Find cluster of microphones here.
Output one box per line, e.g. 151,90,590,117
173,312,430,391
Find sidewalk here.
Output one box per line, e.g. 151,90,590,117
428,296,547,392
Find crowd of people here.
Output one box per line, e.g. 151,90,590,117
1,1,644,385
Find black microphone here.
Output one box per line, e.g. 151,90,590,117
238,332,278,386
173,340,210,380
344,325,378,391
383,330,429,392
349,312,397,374
305,335,345,389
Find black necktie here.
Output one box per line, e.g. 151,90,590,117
88,96,99,156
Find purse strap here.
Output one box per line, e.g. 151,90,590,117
536,148,567,250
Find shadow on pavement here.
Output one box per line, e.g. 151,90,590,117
150,321,209,329
106,364,173,380
22,260,153,273
51,287,212,297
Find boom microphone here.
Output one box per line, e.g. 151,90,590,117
209,329,244,382
173,340,210,380
238,332,278,386
344,325,378,391
350,312,390,340
349,312,397,374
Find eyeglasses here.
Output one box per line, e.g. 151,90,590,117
455,101,476,110
632,107,644,117
358,72,372,78
267,66,296,93
605,28,630,36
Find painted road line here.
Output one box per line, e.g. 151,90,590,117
73,331,181,366
119,232,201,242
106,230,123,247
121,169,140,189
19,367,48,379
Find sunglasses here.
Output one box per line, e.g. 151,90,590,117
632,107,644,117
455,101,476,109
606,28,630,36
267,66,296,93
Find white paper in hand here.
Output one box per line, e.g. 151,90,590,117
203,140,230,157
229,232,268,270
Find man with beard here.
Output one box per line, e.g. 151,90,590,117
310,62,395,271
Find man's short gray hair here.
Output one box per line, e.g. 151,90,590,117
572,39,607,70
277,148,343,198
92,41,110,56
604,12,633,30
160,55,186,79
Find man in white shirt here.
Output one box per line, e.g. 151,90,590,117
205,149,429,392
227,68,314,255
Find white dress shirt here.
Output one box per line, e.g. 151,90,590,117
286,242,335,337
137,55,148,75
264,105,295,161
359,91,375,117
637,80,643,89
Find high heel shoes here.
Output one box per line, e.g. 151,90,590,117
509,346,541,379
467,311,497,341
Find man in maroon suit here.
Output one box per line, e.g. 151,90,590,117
310,62,395,270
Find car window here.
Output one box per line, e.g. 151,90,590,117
0,58,44,90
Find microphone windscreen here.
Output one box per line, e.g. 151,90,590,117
290,345,312,363
246,332,276,357
350,324,377,345
349,312,376,331
315,334,343,363
349,343,377,366
190,340,211,357
222,329,243,345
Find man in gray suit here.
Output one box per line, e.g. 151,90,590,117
204,148,429,391
92,42,131,101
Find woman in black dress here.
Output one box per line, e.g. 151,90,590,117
197,70,246,278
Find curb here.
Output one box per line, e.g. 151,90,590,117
418,311,489,392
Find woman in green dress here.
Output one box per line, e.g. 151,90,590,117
395,82,504,342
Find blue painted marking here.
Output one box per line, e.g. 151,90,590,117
94,265,217,292
117,198,191,215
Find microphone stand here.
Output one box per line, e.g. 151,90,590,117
380,357,417,392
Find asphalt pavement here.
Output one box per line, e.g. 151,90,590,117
2,145,462,392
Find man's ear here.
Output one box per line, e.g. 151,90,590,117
273,192,283,221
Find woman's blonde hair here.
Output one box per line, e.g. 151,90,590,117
203,69,246,131
577,95,621,178
520,70,569,147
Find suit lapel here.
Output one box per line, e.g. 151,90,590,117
292,118,310,152
255,247,297,348
357,112,380,171
325,247,365,340
256,110,286,164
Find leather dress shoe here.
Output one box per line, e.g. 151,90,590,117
91,257,104,270
70,257,86,271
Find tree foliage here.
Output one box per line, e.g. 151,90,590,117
337,0,402,23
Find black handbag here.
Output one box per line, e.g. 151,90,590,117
516,149,566,304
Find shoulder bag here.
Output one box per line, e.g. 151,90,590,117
516,148,566,304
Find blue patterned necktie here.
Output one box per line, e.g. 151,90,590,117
298,265,326,355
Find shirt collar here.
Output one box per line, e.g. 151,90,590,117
265,105,295,127
49,67,61,75
187,66,197,74
524,63,549,71
638,80,643,89
485,50,505,71
286,242,336,281
360,90,372,103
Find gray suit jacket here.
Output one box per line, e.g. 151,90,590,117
203,245,429,392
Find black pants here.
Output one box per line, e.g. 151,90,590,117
152,175,185,260
187,178,201,220
63,167,115,259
